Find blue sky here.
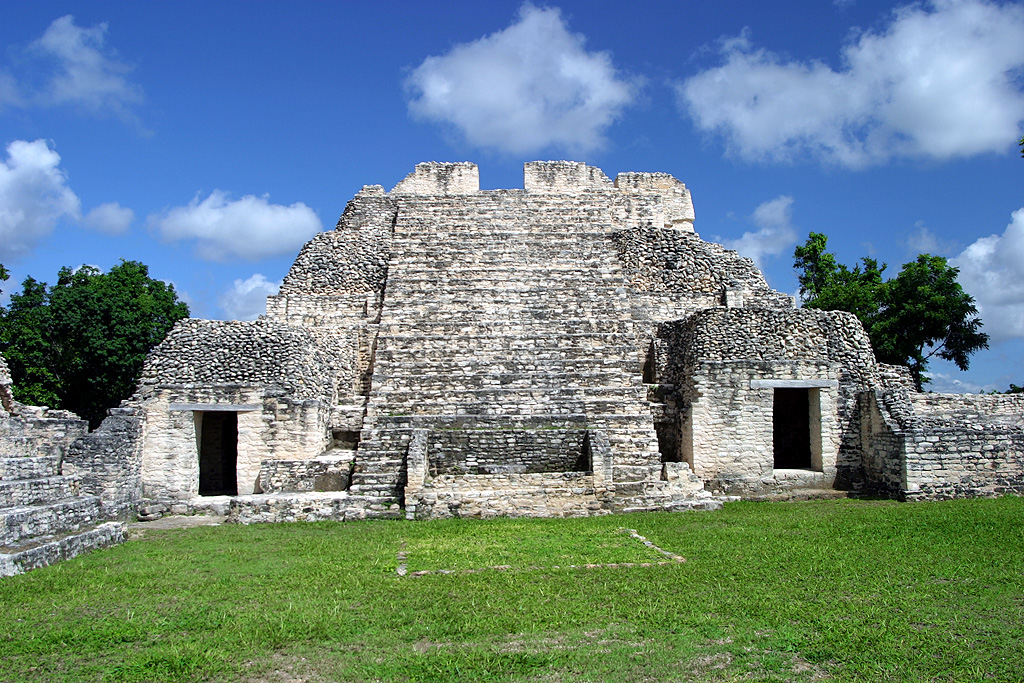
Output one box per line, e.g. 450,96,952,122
1,0,1022,393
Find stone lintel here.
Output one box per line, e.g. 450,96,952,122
749,379,838,389
169,403,260,412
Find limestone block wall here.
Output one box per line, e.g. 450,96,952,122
685,362,841,493
137,385,330,501
524,161,613,193
613,171,695,230
862,389,1024,499
427,429,588,475
392,162,480,195
404,428,616,519
64,407,144,516
258,454,354,494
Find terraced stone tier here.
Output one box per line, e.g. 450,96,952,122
0,475,78,507
0,495,103,546
0,455,61,480
0,521,125,577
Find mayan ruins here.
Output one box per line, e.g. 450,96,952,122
3,160,1024,574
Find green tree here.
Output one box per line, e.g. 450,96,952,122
794,232,886,324
794,234,989,391
0,263,8,295
0,261,188,427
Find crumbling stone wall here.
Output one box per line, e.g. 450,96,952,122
63,407,144,517
0,352,13,414
862,389,1024,499
275,188,396,300
613,226,793,313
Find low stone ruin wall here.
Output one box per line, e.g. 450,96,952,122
862,390,1024,500
427,429,588,475
258,454,354,494
409,472,612,519
64,406,145,517
903,423,1024,500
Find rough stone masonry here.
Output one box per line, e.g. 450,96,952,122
8,161,1020,534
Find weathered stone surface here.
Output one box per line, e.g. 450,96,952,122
0,353,126,576
64,162,1023,522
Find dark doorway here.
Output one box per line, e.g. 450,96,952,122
642,341,656,384
198,411,238,495
773,389,811,469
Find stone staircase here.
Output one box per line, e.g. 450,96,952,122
349,192,666,505
0,409,125,577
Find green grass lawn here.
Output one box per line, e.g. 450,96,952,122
1,497,1023,682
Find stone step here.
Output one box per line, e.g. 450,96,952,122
361,412,657,432
0,496,104,546
365,399,652,419
0,521,125,577
376,332,640,353
389,269,625,283
0,475,78,507
367,384,648,404
393,262,624,275
370,369,641,391
0,455,62,480
377,357,641,375
376,319,639,335
227,492,402,524
384,279,630,295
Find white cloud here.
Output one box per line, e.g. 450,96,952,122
950,208,1024,343
148,190,322,262
218,273,280,321
0,139,81,260
83,201,133,234
926,370,997,394
28,15,142,120
904,222,959,257
724,195,798,268
405,3,639,155
679,0,1024,167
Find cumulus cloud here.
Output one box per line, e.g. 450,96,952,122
679,0,1024,167
218,273,280,321
28,15,143,120
83,201,133,234
405,3,639,155
0,139,81,260
723,195,798,268
950,208,1024,343
148,190,322,262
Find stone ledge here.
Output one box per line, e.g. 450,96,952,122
0,521,125,577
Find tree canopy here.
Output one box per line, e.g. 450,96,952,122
794,233,989,391
0,261,189,427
